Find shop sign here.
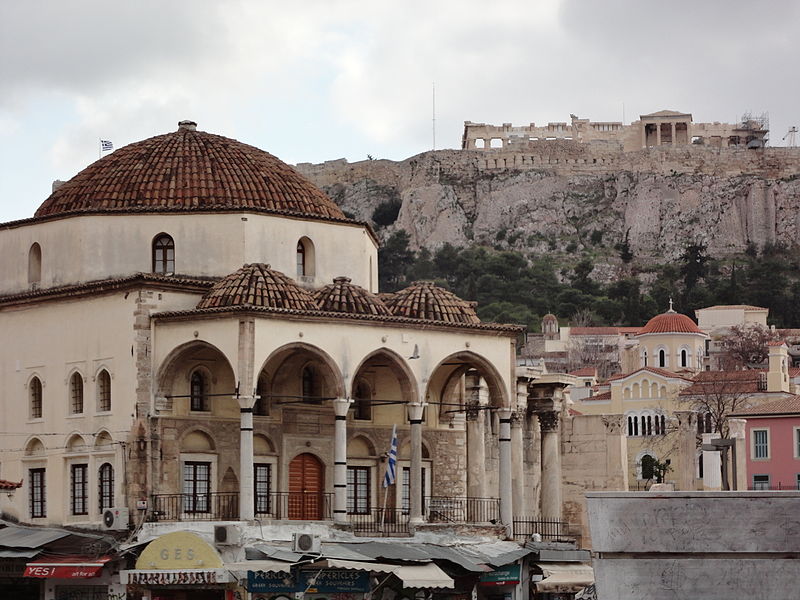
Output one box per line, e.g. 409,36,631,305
248,569,370,593
135,531,223,570
122,569,231,585
479,565,520,586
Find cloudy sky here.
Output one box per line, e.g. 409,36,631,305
1,0,798,222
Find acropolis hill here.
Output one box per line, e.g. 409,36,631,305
296,110,800,272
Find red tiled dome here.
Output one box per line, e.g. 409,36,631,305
384,281,480,324
35,121,346,220
197,264,317,311
313,277,391,316
637,310,703,335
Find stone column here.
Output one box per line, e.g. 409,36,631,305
498,408,513,530
671,122,676,145
728,418,748,491
408,401,427,524
238,396,255,520
675,411,697,491
602,415,629,490
656,123,662,146
333,398,352,523
702,433,722,491
641,123,647,148
528,412,542,518
539,410,562,521
466,374,489,499
510,409,525,516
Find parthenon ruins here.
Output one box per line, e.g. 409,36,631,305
462,110,769,152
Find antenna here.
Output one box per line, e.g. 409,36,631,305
432,82,436,151
783,126,798,148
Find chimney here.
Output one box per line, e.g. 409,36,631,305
52,180,66,193
178,120,197,131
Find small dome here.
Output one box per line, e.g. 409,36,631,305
36,123,346,220
384,281,480,324
197,264,317,311
638,310,703,335
313,277,391,316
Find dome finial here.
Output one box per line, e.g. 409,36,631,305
668,297,675,313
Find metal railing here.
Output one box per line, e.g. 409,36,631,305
150,491,333,522
349,508,410,536
512,517,572,541
425,496,500,524
748,483,800,491
151,492,240,521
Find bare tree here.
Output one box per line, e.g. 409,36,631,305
718,324,780,369
678,372,756,438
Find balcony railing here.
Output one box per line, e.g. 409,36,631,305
425,496,500,524
512,517,573,542
349,508,411,536
150,492,332,522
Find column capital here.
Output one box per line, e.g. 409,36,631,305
674,410,696,431
510,409,525,427
601,414,625,435
407,401,428,422
538,410,560,432
465,399,481,421
235,395,256,410
333,397,353,418
498,407,513,421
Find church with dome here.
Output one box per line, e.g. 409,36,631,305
0,121,583,550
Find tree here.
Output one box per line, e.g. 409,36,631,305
680,241,709,291
378,231,415,291
678,372,755,438
718,324,780,369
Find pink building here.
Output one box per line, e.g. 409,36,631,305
731,396,800,490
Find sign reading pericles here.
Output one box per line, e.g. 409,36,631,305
248,569,371,593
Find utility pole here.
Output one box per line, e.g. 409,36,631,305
432,82,436,151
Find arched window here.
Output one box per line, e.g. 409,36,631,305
96,370,111,412
640,415,646,436
28,243,41,285
627,416,633,436
190,370,209,412
705,412,713,434
30,377,43,419
680,348,688,368
254,372,270,416
641,454,656,480
98,463,114,511
642,350,648,367
661,415,666,434
654,415,661,435
70,372,84,414
354,380,372,421
658,349,666,368
152,234,175,274
646,415,652,436
295,237,315,280
633,417,639,436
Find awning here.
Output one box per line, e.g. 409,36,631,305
534,563,594,593
394,564,454,589
25,555,112,579
0,548,40,558
226,560,293,574
309,559,399,574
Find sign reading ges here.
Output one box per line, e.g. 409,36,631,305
248,569,370,594
135,532,223,570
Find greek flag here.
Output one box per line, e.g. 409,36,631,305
383,424,397,487
100,140,113,152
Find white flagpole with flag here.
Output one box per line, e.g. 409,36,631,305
380,424,398,530
99,139,113,159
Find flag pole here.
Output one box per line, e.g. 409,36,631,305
98,139,101,160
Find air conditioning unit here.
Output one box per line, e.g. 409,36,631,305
214,525,241,546
292,533,320,554
101,507,130,530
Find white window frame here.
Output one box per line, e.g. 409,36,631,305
794,426,800,459
752,428,770,460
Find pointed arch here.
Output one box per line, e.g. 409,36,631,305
260,342,345,399
426,350,509,408
350,347,419,403
28,242,42,285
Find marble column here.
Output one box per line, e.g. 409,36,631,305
238,396,255,520
539,410,562,521
675,411,697,491
408,401,427,524
728,418,748,491
466,374,489,499
333,398,352,523
510,409,525,516
670,122,676,145
601,415,629,491
702,432,722,491
656,123,662,146
498,408,513,530
528,412,542,519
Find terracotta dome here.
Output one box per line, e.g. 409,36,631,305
313,277,391,316
384,281,480,324
637,310,703,335
197,264,317,311
35,121,346,220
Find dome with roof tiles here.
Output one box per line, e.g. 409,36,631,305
384,281,480,324
35,121,346,220
637,308,703,335
197,264,317,311
313,277,391,316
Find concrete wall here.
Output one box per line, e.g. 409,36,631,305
586,491,800,599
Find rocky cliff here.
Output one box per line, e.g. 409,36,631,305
296,144,800,269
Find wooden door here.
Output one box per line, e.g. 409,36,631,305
288,453,324,520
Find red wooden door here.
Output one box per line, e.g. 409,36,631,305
288,453,324,520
